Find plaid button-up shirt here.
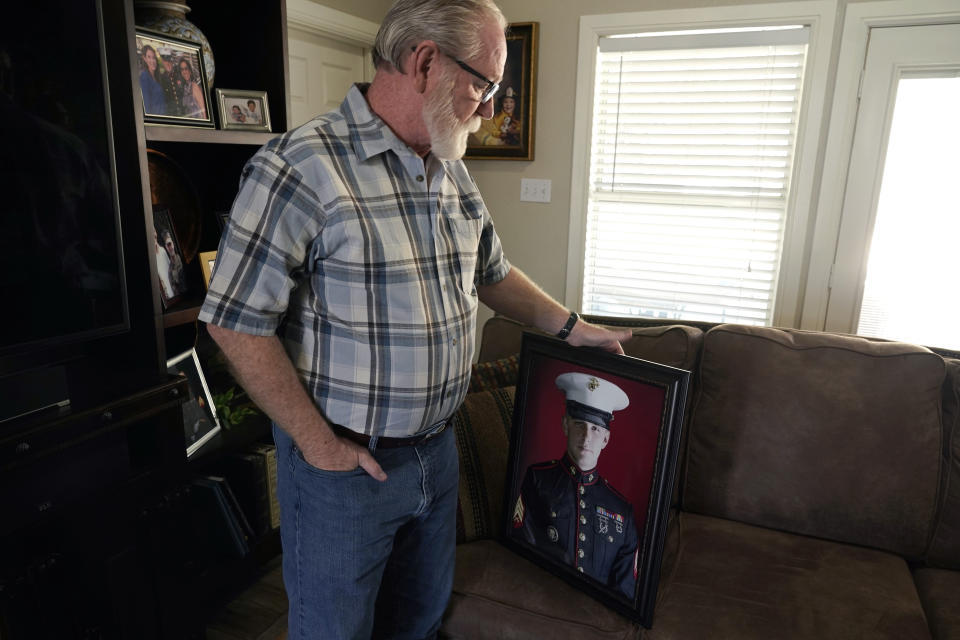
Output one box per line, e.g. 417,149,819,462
199,84,511,437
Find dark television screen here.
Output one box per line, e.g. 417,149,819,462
0,0,127,354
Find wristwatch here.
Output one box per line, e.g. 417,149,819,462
556,312,580,341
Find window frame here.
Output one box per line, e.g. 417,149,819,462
565,1,837,328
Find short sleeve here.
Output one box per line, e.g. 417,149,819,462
198,148,324,335
475,200,511,286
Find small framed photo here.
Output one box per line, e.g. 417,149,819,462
466,22,538,160
152,206,189,307
199,250,217,289
503,333,689,626
135,30,214,128
167,348,221,457
216,89,272,132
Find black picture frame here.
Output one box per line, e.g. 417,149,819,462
151,206,189,308
167,348,221,457
466,22,538,160
153,205,190,309
501,333,689,626
135,29,214,128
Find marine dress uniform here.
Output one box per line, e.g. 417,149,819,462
512,373,639,598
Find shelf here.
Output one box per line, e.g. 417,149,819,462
163,302,203,328
145,125,276,146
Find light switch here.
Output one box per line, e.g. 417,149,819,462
520,178,552,203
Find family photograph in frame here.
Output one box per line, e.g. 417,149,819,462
135,30,213,128
167,348,221,457
152,206,189,308
502,333,689,626
216,89,272,132
466,21,538,160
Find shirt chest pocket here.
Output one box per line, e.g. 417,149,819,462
445,217,480,295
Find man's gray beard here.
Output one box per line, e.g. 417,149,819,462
424,70,481,161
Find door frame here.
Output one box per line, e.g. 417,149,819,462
799,0,960,331
286,0,379,48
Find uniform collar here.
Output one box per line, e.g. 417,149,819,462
561,453,599,485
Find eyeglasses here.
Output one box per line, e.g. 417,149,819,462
449,56,500,104
409,46,501,104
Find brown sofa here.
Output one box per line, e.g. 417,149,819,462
441,317,960,639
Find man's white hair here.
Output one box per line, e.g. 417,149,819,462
372,0,507,71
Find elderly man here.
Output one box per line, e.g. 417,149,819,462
512,372,639,598
199,0,631,637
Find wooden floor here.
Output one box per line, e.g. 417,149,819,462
205,555,288,640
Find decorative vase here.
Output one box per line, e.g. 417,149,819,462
134,0,215,85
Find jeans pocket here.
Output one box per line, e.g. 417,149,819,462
292,444,367,478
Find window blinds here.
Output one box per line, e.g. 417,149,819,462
583,27,809,325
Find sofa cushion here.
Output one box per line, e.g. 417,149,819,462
477,316,543,362
468,355,519,393
453,387,515,543
622,324,703,371
913,567,960,640
684,325,944,558
926,358,960,569
442,539,642,640
647,513,931,639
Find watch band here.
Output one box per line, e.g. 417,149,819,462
556,312,580,340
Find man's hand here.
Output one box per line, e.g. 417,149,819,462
567,321,633,355
203,328,388,482
300,435,388,481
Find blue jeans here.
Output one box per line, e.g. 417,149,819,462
274,424,459,640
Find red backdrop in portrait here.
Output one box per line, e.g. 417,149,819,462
512,353,667,533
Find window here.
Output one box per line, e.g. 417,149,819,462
565,0,837,326
582,27,809,324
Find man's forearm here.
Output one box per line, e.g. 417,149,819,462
476,267,570,334
476,267,632,354
206,324,335,453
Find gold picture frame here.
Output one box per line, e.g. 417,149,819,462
199,250,217,289
465,22,538,160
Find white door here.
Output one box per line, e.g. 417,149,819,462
824,23,960,349
287,26,372,129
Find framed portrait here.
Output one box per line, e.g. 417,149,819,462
135,30,214,128
167,348,222,457
152,206,189,308
216,89,272,132
502,333,689,626
199,250,217,289
466,22,538,160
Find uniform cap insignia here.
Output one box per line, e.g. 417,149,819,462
588,377,599,391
